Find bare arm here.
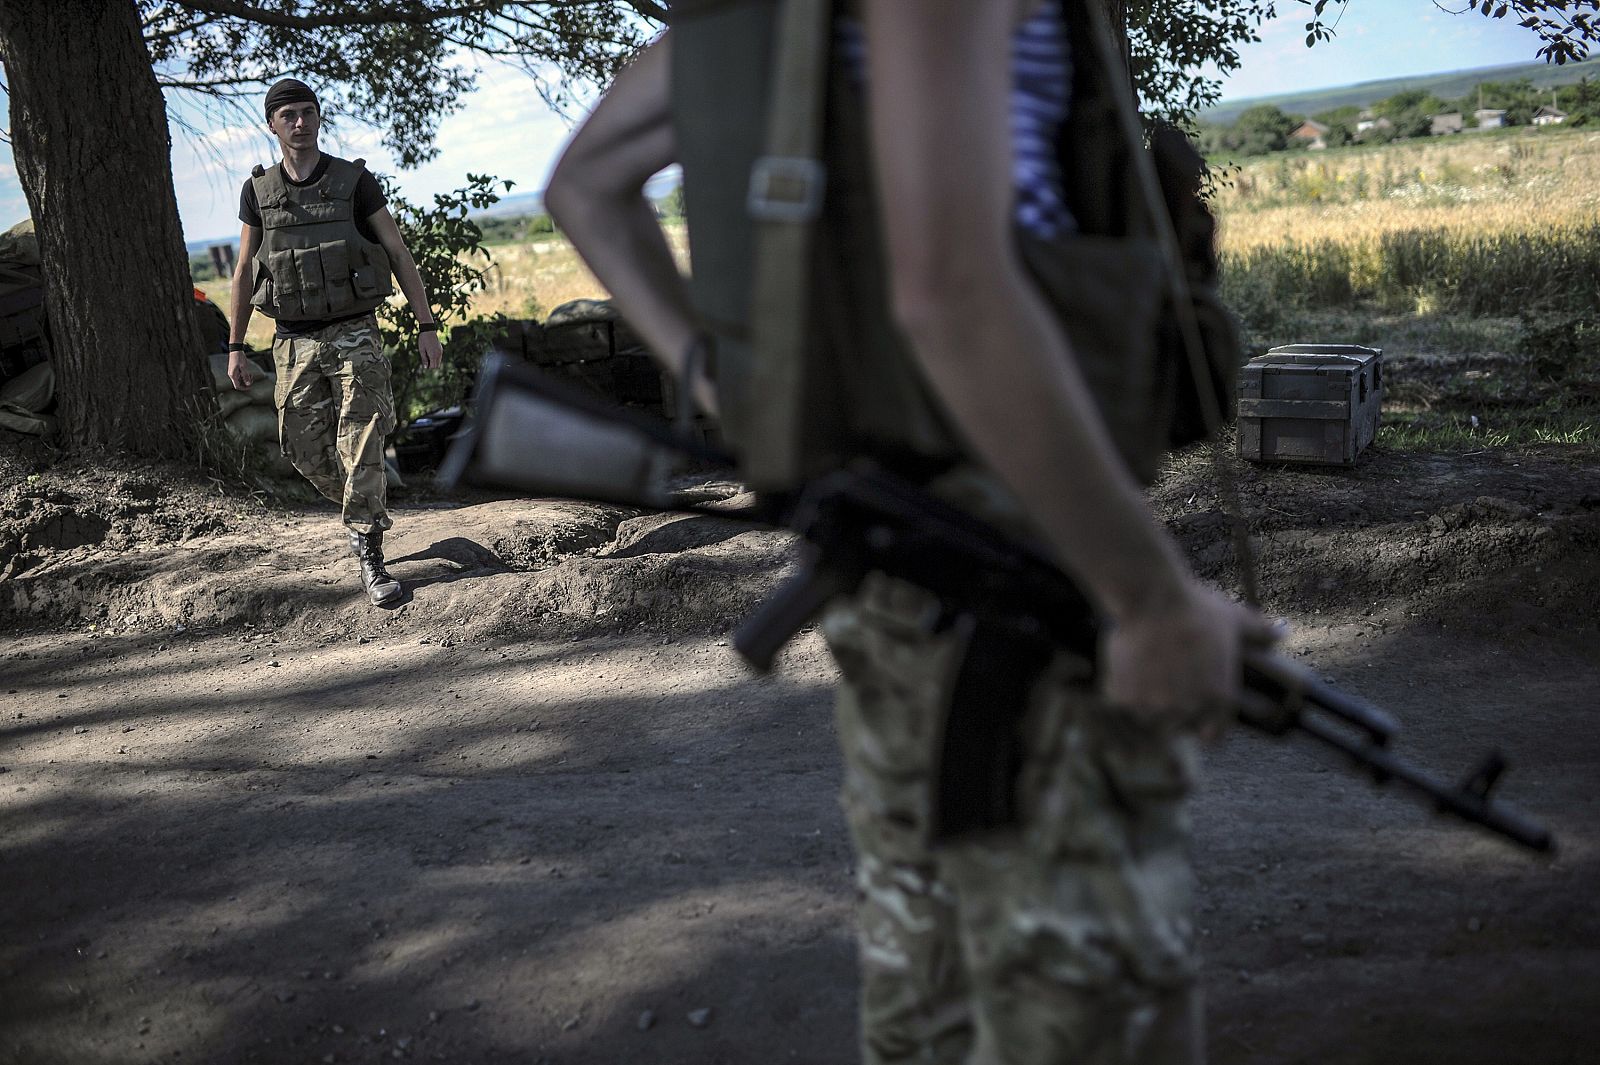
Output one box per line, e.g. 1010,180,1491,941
546,34,713,412
368,207,443,370
226,224,261,390
861,1,1267,719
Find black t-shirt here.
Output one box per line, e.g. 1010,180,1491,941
239,155,388,337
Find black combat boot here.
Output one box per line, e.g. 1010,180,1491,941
348,528,402,606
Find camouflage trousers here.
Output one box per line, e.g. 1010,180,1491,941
823,574,1204,1065
271,315,395,534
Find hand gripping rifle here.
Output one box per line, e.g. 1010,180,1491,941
442,354,1556,854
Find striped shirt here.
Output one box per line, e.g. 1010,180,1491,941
836,0,1076,239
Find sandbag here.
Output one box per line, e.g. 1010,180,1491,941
0,361,53,413
207,350,271,392
0,405,53,436
225,404,279,446
207,352,275,417
222,405,299,479
217,389,253,419
0,219,40,270
545,298,618,328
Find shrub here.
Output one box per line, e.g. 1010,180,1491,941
377,172,514,422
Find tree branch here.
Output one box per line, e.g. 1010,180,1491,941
174,0,515,31
144,15,217,45
156,73,272,91
626,0,668,21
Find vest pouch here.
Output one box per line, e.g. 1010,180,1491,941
265,248,304,319
317,241,356,314
351,246,392,299
294,247,331,319
1019,233,1167,483
249,254,276,316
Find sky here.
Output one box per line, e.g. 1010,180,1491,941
0,0,1573,245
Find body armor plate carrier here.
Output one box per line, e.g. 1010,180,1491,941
249,155,394,321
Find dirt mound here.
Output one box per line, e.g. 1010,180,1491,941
0,453,254,581
1154,445,1600,636
0,483,797,648
5,432,1598,656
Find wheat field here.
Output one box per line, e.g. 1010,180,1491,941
457,128,1600,324
1213,127,1600,320
1215,126,1600,249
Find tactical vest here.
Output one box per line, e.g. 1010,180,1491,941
669,0,1237,492
248,155,394,320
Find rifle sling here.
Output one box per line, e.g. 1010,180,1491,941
1078,1,1262,606
746,0,833,487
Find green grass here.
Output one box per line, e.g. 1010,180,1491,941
1380,411,1596,451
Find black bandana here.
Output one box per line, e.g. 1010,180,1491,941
264,79,318,122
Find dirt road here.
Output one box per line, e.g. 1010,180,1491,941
3,448,1598,1064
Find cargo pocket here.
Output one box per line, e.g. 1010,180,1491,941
1024,692,1199,864
263,249,301,318
359,343,397,437
942,688,1200,997
319,242,354,313
272,338,294,456
294,247,330,319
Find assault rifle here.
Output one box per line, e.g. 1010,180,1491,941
441,354,1556,855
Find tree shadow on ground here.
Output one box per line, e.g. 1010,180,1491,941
386,537,509,574
0,631,853,1064
604,515,756,560
384,536,511,597
4,555,1599,1064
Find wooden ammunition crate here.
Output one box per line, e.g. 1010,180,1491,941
1237,344,1383,465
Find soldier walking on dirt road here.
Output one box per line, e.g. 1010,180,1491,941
546,2,1273,1061
225,77,443,607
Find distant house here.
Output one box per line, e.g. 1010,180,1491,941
1533,105,1568,126
1430,112,1464,135
1289,118,1330,150
1473,108,1507,130
1356,110,1394,136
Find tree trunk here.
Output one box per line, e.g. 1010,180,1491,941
0,0,208,457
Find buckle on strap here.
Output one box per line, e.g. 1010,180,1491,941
747,156,826,223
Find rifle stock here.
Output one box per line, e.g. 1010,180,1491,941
438,353,736,509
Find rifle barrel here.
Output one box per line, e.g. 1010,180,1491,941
1294,714,1554,853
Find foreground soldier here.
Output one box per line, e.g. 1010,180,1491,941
226,78,443,607
548,2,1270,1060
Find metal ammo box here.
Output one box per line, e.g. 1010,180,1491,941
1237,344,1383,465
